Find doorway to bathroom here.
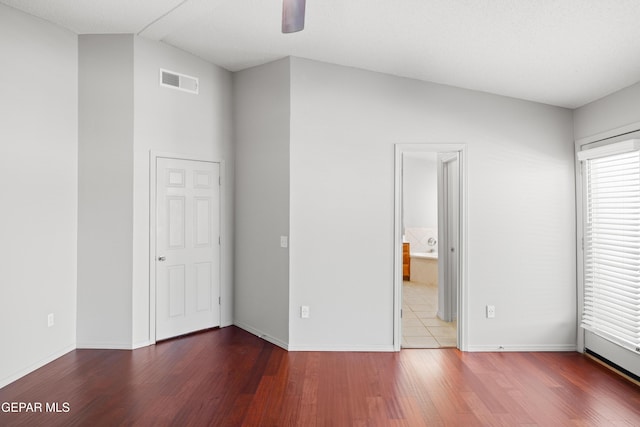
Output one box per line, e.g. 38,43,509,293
393,144,467,350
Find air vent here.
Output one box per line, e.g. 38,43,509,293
160,69,199,94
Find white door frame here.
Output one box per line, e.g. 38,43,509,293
393,143,468,351
149,151,225,344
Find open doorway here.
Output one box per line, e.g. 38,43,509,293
393,144,466,351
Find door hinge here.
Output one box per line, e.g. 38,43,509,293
219,176,221,186
401,309,403,318
218,297,221,305
218,236,221,245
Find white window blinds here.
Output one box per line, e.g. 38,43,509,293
580,141,640,354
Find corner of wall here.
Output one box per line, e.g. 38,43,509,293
77,34,135,348
233,58,291,347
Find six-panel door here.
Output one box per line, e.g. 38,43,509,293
156,158,220,340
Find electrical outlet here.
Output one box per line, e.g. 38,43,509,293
486,305,495,319
300,305,310,318
47,313,54,327
280,236,288,248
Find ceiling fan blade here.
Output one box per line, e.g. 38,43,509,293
282,0,306,33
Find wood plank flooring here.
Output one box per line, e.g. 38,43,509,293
1,326,639,426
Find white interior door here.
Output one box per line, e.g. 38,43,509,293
438,153,459,323
446,155,459,320
156,157,220,340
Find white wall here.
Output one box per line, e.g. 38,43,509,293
77,35,234,349
77,35,134,348
233,58,291,348
0,5,78,387
573,81,640,141
132,37,234,346
288,58,576,351
403,153,438,230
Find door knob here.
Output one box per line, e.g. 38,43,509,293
158,256,166,261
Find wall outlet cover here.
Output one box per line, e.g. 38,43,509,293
301,305,310,318
486,305,495,319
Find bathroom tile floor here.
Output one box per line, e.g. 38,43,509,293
402,281,457,349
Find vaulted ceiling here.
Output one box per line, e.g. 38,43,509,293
4,0,640,108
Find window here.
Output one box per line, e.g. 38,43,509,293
578,139,640,354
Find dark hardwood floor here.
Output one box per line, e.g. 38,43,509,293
1,326,639,426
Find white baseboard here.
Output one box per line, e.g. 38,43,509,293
0,344,75,389
132,340,153,349
232,322,396,352
76,341,133,350
466,344,578,352
288,344,396,352
233,321,289,350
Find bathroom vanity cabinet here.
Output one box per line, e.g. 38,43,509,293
403,243,410,280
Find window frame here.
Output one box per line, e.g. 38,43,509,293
578,140,640,353
575,126,640,378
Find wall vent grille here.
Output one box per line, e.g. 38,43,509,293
160,69,199,94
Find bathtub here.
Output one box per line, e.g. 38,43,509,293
410,252,438,285
411,252,438,260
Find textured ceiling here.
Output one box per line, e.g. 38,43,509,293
3,0,640,108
